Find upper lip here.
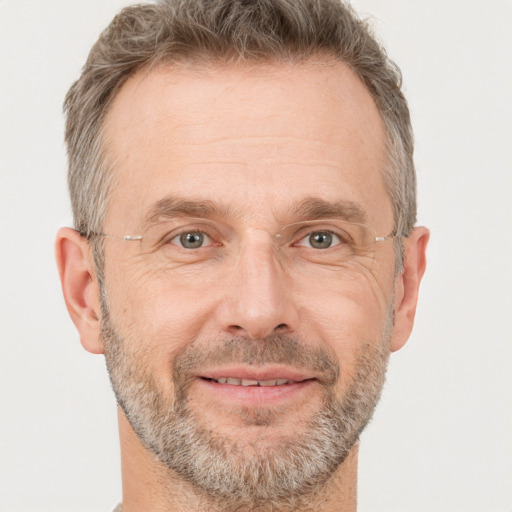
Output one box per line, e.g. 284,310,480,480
198,366,317,383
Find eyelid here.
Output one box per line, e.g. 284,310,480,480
147,218,359,249
294,230,343,248
285,222,354,245
166,226,220,244
135,216,232,258
169,229,214,248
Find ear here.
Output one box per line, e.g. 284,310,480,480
55,227,104,354
390,226,429,352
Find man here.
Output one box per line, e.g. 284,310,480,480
55,0,429,510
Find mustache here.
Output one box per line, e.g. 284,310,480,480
172,334,339,387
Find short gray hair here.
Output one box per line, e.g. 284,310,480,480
64,0,416,244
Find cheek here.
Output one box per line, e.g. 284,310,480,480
298,272,393,386
301,268,391,334
106,261,218,357
103,276,216,396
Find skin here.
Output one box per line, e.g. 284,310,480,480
56,59,429,511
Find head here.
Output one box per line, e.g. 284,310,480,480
56,1,428,510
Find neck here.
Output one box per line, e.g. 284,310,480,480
118,408,359,512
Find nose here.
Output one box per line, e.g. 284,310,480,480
215,229,299,339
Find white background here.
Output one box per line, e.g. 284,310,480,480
1,1,511,511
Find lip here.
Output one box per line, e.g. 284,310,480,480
198,365,317,383
194,366,319,405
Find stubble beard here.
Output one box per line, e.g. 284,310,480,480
100,290,392,511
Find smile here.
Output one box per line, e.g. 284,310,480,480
196,367,319,405
209,377,296,386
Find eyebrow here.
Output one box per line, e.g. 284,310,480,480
143,196,236,227
143,195,368,227
292,197,368,224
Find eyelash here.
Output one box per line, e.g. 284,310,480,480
294,231,343,248
162,227,349,249
163,229,215,247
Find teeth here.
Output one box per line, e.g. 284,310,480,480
214,378,292,387
241,379,259,386
260,379,281,386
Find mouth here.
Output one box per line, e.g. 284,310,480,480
194,367,319,406
203,377,302,387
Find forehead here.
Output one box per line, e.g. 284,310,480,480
101,59,391,230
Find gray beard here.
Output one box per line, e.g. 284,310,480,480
100,291,391,512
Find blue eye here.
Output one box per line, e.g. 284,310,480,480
171,231,211,249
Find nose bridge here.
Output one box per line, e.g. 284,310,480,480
240,228,279,299
217,227,298,338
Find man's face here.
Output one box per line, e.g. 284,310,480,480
99,60,398,502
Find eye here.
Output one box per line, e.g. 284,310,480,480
297,230,342,249
171,231,212,249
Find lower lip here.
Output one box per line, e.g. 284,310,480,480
196,378,317,405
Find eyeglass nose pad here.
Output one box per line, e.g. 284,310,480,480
273,230,289,249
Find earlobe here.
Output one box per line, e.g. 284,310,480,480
55,227,104,354
390,226,429,352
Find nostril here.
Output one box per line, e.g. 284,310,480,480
275,323,288,331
